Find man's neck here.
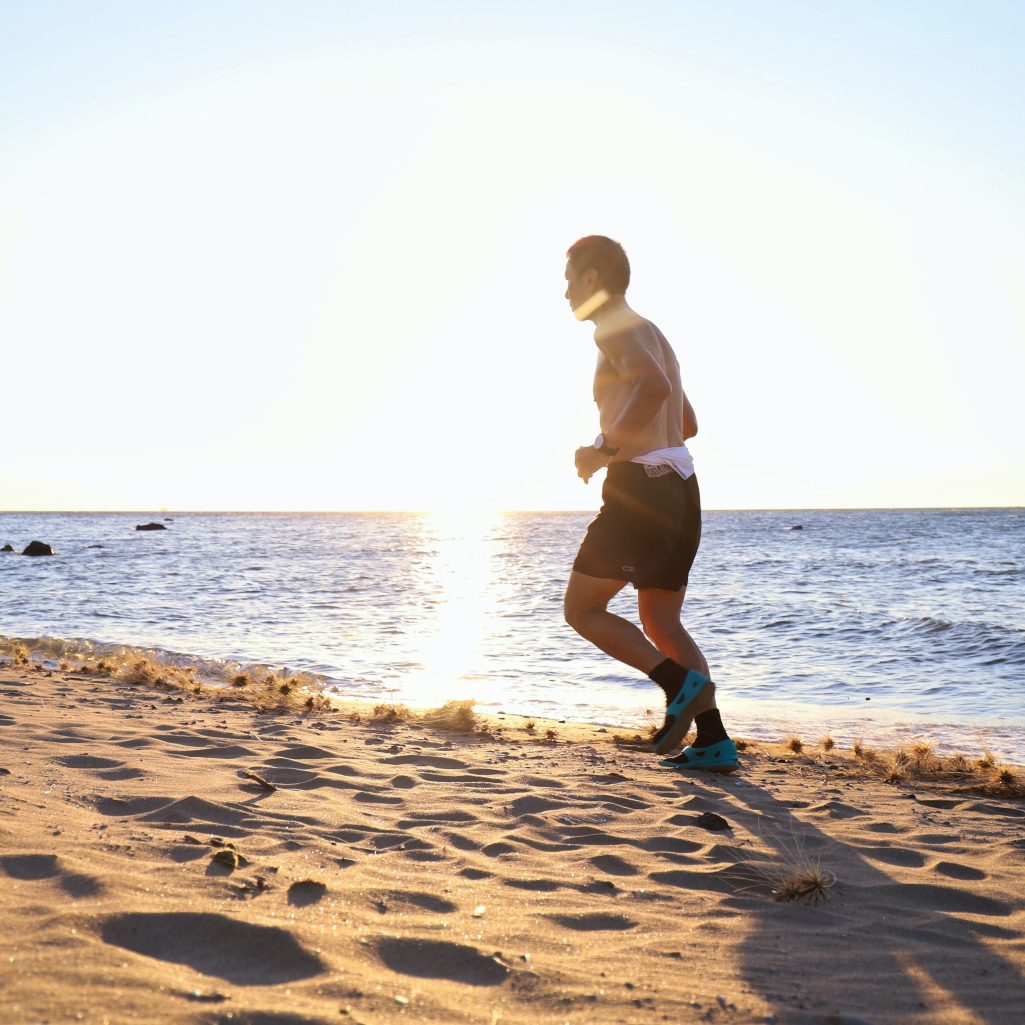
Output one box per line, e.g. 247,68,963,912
589,294,629,325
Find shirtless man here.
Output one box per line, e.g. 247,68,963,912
562,235,738,772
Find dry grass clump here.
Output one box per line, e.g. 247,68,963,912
893,749,911,768
370,703,411,725
231,673,250,689
523,719,537,733
0,640,30,664
911,741,932,762
122,656,195,691
772,860,835,905
422,699,478,732
852,737,877,763
785,735,804,755
544,728,558,742
819,733,835,753
734,738,750,752
613,733,651,750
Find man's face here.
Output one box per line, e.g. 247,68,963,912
564,259,598,313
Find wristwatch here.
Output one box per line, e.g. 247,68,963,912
594,432,620,457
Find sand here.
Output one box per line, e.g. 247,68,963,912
1,662,1024,1025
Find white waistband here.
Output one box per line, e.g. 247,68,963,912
630,444,694,480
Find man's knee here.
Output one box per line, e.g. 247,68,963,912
564,597,588,633
641,614,682,647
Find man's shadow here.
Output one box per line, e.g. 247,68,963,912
653,774,1023,1024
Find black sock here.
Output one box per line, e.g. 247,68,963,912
693,708,729,748
647,658,689,701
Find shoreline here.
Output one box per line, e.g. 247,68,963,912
3,634,1024,768
2,658,1024,1023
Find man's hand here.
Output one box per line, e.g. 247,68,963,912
575,446,608,484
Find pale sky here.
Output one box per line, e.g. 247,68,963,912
2,2,1023,511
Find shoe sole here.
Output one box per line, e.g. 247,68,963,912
653,679,715,755
662,761,740,775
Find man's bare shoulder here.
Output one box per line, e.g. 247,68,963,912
593,307,652,347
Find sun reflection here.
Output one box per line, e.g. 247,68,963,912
398,510,501,708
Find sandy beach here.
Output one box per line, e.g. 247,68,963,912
2,660,1024,1025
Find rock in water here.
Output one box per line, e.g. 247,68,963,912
23,541,54,556
1,544,14,553
135,523,167,531
790,524,803,530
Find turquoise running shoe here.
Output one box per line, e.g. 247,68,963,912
658,738,740,774
652,671,715,755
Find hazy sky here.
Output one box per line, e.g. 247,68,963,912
2,2,1023,511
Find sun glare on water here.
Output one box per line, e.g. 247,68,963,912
397,510,502,709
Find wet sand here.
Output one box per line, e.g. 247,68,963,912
1,663,1024,1025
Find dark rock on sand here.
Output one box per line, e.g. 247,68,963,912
136,522,167,531
23,541,54,556
694,812,730,831
1,544,13,552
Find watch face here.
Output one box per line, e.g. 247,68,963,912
594,433,604,450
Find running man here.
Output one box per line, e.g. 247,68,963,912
562,235,738,773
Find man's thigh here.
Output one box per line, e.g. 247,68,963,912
637,584,687,631
564,570,629,617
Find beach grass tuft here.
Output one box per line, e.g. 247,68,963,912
785,734,803,755
422,699,478,733
523,719,537,733
772,859,835,905
734,738,750,752
0,640,30,664
613,733,651,750
232,673,250,688
820,733,835,753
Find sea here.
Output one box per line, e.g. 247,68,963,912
1,509,1023,761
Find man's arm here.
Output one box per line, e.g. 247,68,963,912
681,390,698,440
599,329,672,447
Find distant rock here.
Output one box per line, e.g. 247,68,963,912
1,544,14,553
23,541,54,556
135,523,167,531
790,524,803,530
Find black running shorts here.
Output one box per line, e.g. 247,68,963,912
572,463,701,592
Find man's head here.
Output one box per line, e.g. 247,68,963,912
564,235,630,316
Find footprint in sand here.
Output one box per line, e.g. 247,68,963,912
869,883,1010,917
589,854,639,876
60,873,103,897
58,754,124,770
549,913,637,931
371,890,457,914
100,912,324,985
932,860,987,881
855,845,926,868
0,854,61,879
375,937,509,985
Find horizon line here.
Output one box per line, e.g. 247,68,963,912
1,506,1022,515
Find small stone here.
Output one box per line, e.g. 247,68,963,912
473,905,486,917
695,812,730,831
394,995,408,1005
